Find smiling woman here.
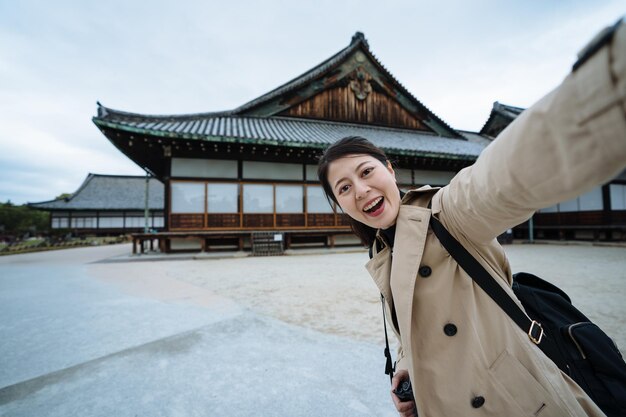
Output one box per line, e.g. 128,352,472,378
315,20,626,417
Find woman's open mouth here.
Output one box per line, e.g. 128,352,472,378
362,196,385,217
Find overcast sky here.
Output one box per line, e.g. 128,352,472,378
1,1,624,205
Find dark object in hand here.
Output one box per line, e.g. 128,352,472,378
394,379,414,402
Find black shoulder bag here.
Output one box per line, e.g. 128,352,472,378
429,215,626,417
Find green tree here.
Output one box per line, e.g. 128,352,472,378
0,201,50,236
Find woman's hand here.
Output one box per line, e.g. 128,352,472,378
391,369,417,417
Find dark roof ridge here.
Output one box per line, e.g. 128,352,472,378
232,34,364,114
28,174,165,210
27,174,94,206
96,102,233,121
493,101,526,113
64,173,95,203
85,173,163,181
267,115,451,138
233,34,461,138
479,101,526,135
28,174,163,206
358,47,461,139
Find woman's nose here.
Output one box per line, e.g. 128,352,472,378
354,181,370,200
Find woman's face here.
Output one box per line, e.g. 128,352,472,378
327,154,401,230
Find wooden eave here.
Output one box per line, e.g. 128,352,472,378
94,117,475,181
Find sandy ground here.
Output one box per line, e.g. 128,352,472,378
1,242,624,417
91,243,626,355
1,244,402,417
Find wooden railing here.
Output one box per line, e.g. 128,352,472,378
170,212,351,231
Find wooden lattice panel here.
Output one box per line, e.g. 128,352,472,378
307,213,335,227
207,213,241,228
243,214,274,228
276,214,305,227
170,214,204,229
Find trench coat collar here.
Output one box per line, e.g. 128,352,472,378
365,187,440,318
389,202,431,336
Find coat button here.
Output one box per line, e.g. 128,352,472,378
443,323,457,336
471,396,485,408
418,266,432,277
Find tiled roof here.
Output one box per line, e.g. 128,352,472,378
94,110,485,160
29,174,164,211
457,130,493,147
493,102,524,119
479,102,525,137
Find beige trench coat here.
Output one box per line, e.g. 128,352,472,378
366,22,626,417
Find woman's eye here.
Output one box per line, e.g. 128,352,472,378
339,184,350,194
362,167,373,177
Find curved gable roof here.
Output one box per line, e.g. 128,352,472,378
479,102,525,138
232,32,461,138
29,174,164,211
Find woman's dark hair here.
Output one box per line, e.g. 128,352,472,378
317,136,391,247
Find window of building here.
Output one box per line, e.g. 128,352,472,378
578,186,603,211
396,169,412,185
98,217,124,228
207,183,239,213
52,217,69,228
243,161,302,180
171,158,237,178
558,198,579,213
305,165,318,181
413,170,456,186
171,182,205,213
243,184,273,213
610,184,626,210
125,217,146,228
276,185,303,213
307,185,333,213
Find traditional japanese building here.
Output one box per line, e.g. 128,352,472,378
480,102,626,241
29,174,164,234
92,32,489,252
479,102,525,138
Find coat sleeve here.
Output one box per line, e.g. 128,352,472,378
436,21,626,244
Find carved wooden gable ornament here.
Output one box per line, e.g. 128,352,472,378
350,67,373,100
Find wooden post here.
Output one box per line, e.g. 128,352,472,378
159,237,166,253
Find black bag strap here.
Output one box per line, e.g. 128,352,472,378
381,294,395,383
429,215,566,370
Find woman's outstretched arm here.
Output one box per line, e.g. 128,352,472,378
436,20,626,244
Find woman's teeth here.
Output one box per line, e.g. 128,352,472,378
363,197,383,212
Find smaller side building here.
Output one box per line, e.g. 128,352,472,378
481,102,626,241
29,174,165,235
479,102,525,139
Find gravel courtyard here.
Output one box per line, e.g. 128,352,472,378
94,243,626,353
0,242,624,416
